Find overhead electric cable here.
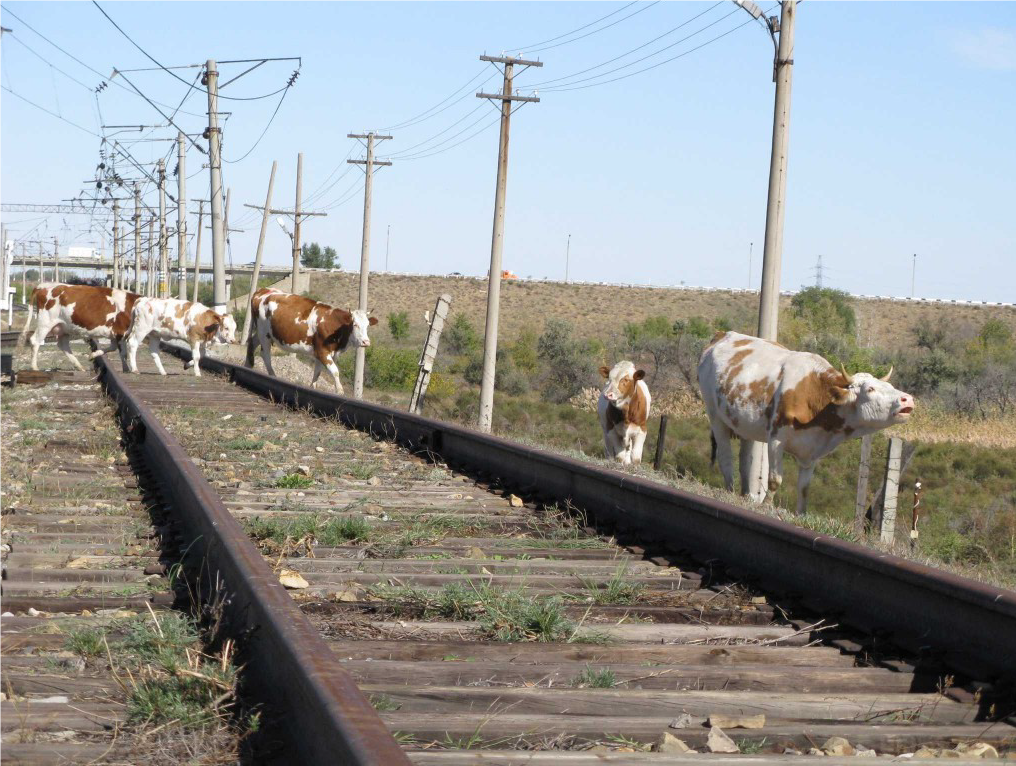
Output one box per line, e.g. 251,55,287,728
398,114,502,161
380,69,493,131
222,85,291,163
387,102,487,157
525,1,660,54
508,1,640,52
1,84,102,136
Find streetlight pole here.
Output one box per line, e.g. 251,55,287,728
911,253,917,298
565,233,571,283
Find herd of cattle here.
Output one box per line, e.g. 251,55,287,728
17,282,914,513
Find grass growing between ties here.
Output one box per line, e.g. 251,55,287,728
274,473,314,489
222,437,264,451
245,514,373,547
369,582,577,642
578,565,645,605
571,665,616,688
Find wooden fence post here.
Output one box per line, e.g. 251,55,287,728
854,434,872,536
653,415,669,471
910,479,923,550
409,294,452,414
880,436,903,544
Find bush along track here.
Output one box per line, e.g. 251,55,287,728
113,350,1015,759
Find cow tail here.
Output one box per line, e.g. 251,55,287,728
16,291,36,350
710,432,717,466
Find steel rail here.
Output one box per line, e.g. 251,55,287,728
93,354,411,766
170,346,1016,685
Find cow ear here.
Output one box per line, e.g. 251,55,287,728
633,369,646,382
829,385,852,406
368,316,378,326
599,365,610,379
205,322,221,336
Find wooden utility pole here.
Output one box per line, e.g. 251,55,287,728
157,158,168,297
265,157,326,294
112,199,120,289
192,201,205,302
854,434,873,536
177,132,188,299
348,132,393,399
409,294,452,414
133,185,142,294
205,59,227,313
475,53,542,433
880,437,903,545
747,0,796,499
240,161,278,344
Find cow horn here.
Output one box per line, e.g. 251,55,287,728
839,363,853,384
880,365,893,382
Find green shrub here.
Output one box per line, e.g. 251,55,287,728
537,319,595,403
387,311,410,340
463,350,529,395
339,347,419,391
446,312,481,354
511,329,539,374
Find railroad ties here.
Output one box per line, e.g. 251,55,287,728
1,355,175,763
110,352,1013,763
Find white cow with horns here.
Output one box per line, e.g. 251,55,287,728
698,331,915,514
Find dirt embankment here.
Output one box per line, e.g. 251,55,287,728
309,272,1016,352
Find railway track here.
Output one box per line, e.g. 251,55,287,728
4,342,1014,763
0,357,183,764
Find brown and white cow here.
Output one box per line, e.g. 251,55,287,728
597,360,652,465
245,288,377,394
125,297,237,377
18,283,140,372
698,331,914,514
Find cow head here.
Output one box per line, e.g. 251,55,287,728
839,366,915,425
350,309,378,348
599,360,645,405
205,314,238,345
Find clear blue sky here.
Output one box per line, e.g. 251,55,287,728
2,2,1014,303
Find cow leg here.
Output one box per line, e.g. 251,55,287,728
117,339,131,372
604,427,624,462
147,336,167,376
29,316,56,370
244,323,258,368
629,426,647,465
767,436,785,493
324,354,344,396
88,338,118,360
257,327,276,376
711,423,735,492
57,334,85,372
190,341,202,377
310,359,324,388
738,439,755,495
795,461,817,516
125,333,141,373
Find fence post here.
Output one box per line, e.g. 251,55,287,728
880,437,903,545
653,415,669,471
910,479,923,550
409,294,452,414
854,434,872,535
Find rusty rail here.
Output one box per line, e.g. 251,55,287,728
171,345,1016,685
94,354,411,766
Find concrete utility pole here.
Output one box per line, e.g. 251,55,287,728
475,54,542,433
177,132,188,299
112,199,120,289
38,242,43,284
147,217,156,297
348,132,393,399
747,0,796,500
565,233,571,283
911,253,917,298
133,185,142,294
240,160,278,344
53,238,59,283
205,59,227,314
158,158,169,297
192,201,204,302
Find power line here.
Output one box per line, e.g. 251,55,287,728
6,33,93,91
0,5,208,118
542,9,762,92
114,69,207,154
92,1,298,102
1,84,101,136
508,1,641,52
398,113,502,161
380,69,494,132
524,1,661,55
222,84,292,163
530,2,724,88
387,102,487,157
395,109,497,160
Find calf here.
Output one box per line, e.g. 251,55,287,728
18,283,140,372
597,361,652,465
698,331,914,514
245,288,377,394
125,297,236,376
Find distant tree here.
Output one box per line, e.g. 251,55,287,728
387,311,410,340
300,242,339,269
